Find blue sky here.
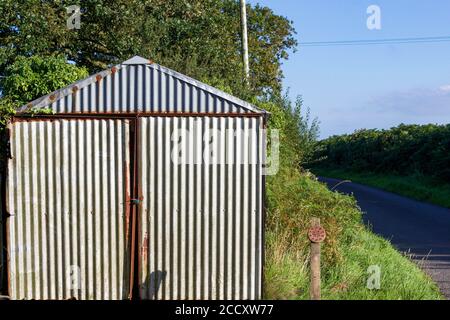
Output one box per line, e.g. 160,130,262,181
248,0,450,138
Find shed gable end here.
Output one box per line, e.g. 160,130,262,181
17,56,263,115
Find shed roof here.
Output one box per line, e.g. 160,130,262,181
17,56,265,115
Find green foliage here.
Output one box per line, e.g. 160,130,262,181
0,55,87,134
0,97,15,127
0,55,87,172
253,94,320,169
0,97,15,170
0,0,297,98
1,55,88,107
199,76,234,95
27,107,55,116
313,124,450,183
293,96,321,166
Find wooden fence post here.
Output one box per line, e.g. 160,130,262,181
308,217,326,300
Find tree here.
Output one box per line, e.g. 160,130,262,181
0,0,297,99
0,55,88,172
0,55,88,127
1,55,88,106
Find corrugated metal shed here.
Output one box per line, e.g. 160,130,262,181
3,56,266,300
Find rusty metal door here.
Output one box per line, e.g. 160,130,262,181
5,118,133,300
137,116,264,300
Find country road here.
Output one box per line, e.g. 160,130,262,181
319,177,450,299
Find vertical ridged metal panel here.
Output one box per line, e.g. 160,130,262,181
52,65,247,114
6,119,132,300
18,59,264,115
138,116,264,300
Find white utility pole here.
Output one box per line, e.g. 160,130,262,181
240,0,250,82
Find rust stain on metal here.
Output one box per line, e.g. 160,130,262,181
14,56,264,115
308,225,326,243
1,138,12,296
124,163,131,242
49,94,56,101
141,231,149,288
13,112,263,119
141,232,149,257
71,86,78,109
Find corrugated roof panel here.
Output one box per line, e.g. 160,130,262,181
17,56,265,115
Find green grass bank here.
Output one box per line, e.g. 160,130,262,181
264,170,443,300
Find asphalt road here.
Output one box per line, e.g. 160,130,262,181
319,177,450,299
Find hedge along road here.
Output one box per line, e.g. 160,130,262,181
319,176,450,299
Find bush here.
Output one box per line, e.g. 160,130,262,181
312,124,450,182
1,55,89,107
0,55,89,171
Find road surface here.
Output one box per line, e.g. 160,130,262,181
319,177,450,299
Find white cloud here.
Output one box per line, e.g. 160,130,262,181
367,85,450,116
439,84,450,92
320,84,450,138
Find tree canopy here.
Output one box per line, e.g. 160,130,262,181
1,55,88,106
0,0,297,99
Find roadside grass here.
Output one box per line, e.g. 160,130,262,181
311,167,450,209
264,170,443,300
260,96,442,299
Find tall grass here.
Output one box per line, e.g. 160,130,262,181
260,96,442,300
264,173,442,300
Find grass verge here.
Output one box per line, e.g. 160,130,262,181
311,167,450,209
264,171,442,300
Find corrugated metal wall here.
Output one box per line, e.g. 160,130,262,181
19,62,262,115
138,116,264,300
53,65,249,114
6,119,132,300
